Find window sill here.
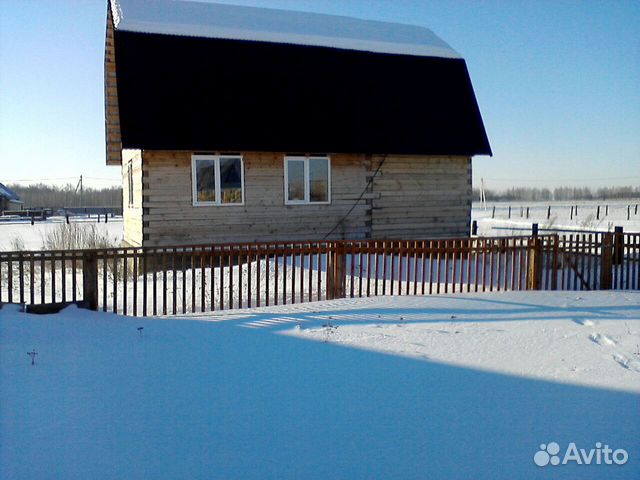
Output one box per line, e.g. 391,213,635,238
192,202,245,207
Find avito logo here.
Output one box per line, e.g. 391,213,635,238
534,441,628,467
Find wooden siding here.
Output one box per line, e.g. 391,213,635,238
370,155,472,238
122,150,143,246
104,5,122,166
127,151,472,246
141,152,370,246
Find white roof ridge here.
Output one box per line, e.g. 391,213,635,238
110,0,462,59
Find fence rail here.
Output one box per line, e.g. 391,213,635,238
1,233,638,316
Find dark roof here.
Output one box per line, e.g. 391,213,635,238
110,2,492,156
0,183,21,202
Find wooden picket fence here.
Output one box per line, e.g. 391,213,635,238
0,233,638,316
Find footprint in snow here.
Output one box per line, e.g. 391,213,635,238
612,354,640,373
573,318,596,327
589,333,617,347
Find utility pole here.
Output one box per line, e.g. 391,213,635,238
480,178,487,210
75,175,83,208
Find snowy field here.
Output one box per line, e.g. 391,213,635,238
0,216,123,250
1,290,639,479
474,199,640,236
1,199,639,254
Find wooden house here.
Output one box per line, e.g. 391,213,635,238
105,0,491,247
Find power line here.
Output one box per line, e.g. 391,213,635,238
5,176,120,184
323,155,386,240
4,177,78,182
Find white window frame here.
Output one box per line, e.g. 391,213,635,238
191,154,245,206
284,155,331,205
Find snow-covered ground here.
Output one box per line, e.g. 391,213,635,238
1,291,639,479
474,199,640,236
1,199,638,253
0,216,123,250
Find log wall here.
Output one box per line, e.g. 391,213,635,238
127,151,472,246
122,150,143,246
141,151,370,245
369,155,471,238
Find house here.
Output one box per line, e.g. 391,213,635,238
0,183,23,213
105,0,491,247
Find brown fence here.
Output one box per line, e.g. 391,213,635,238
1,233,638,316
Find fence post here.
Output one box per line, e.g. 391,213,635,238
336,243,346,299
600,233,613,290
327,244,335,300
527,237,543,290
613,226,624,266
327,242,346,299
551,234,559,290
82,251,98,310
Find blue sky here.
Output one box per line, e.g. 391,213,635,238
1,0,638,190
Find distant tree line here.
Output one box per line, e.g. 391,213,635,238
10,183,638,208
473,186,640,202
8,183,122,209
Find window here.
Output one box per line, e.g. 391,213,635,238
191,154,244,206
127,162,134,207
284,156,331,204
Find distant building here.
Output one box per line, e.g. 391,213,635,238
0,183,23,213
105,0,491,246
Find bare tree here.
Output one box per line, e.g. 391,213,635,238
8,183,122,209
472,185,640,202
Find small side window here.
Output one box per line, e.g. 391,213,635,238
127,162,134,207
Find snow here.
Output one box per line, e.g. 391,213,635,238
3,199,637,254
192,290,640,393
474,199,640,236
0,216,123,251
111,0,461,59
2,291,639,479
